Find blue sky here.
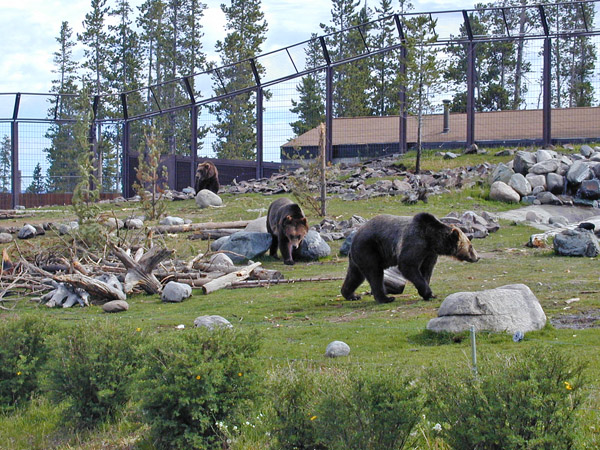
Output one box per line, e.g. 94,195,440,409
0,0,475,94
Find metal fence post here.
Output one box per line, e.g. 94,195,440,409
325,65,333,163
543,37,552,147
256,86,264,179
191,104,198,184
122,120,130,198
11,93,20,209
466,41,476,147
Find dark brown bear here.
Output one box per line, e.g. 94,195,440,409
195,161,219,194
267,197,309,265
341,212,479,302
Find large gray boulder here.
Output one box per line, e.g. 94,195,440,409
325,340,350,358
339,230,357,256
508,173,532,197
427,284,546,334
529,159,559,175
17,224,37,239
195,189,223,208
194,315,233,330
244,216,268,233
161,281,192,302
566,160,592,185
513,151,537,175
525,173,546,190
0,232,12,243
489,163,514,185
546,172,565,195
219,231,272,263
159,216,185,226
578,179,600,200
553,228,600,257
296,230,331,260
490,181,520,203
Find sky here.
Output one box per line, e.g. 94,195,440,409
0,0,475,95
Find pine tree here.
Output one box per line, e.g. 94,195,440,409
26,163,45,194
79,0,110,95
211,0,268,160
45,21,81,193
289,35,325,136
0,135,11,193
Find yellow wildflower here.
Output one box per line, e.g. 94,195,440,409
238,372,243,377
564,381,573,390
196,375,201,380
16,371,22,376
310,415,317,421
136,327,141,332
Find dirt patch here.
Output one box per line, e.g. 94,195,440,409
551,309,600,329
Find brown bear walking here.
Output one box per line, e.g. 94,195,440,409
266,198,309,265
195,161,220,194
341,212,479,302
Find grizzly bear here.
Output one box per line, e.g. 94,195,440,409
341,212,479,302
195,161,219,194
267,197,309,265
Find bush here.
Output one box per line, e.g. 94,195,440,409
0,315,58,411
44,320,141,427
269,364,422,450
425,345,587,450
135,328,261,450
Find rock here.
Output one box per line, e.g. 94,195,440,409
17,224,37,239
159,216,185,226
102,217,124,230
444,152,458,159
195,189,223,208
95,274,124,295
536,191,562,205
548,216,568,227
508,173,532,197
210,236,230,252
325,340,350,358
578,179,600,200
161,281,192,302
566,160,591,184
525,174,546,190
553,228,600,257
194,315,233,330
102,300,129,313
590,152,600,162
529,159,559,175
125,218,144,229
427,284,546,334
489,181,520,203
525,211,542,223
392,180,412,192
489,163,514,185
209,253,234,267
580,144,594,158
58,221,79,235
244,216,268,233
546,172,565,195
464,143,479,154
495,149,515,157
339,230,356,256
295,230,331,260
532,185,546,196
535,149,554,162
219,231,272,264
513,151,537,174
0,233,12,243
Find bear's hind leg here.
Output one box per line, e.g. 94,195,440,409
341,260,365,301
364,267,394,303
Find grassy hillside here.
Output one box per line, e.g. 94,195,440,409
1,148,599,449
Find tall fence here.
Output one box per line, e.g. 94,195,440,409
1,1,600,208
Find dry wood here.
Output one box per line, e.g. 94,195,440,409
111,244,173,294
53,273,126,301
229,276,345,289
202,262,262,294
187,229,243,240
151,220,251,234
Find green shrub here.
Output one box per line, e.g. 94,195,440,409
0,315,58,411
44,320,141,427
425,345,587,450
135,328,261,450
269,364,422,450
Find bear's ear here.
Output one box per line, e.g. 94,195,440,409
450,227,460,242
283,215,293,224
300,217,308,226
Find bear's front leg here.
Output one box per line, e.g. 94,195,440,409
364,268,394,303
398,263,435,300
280,240,294,265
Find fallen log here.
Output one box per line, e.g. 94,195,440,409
52,273,125,303
152,220,251,235
188,229,243,240
202,262,262,295
383,267,407,295
229,276,345,289
192,261,282,281
111,244,173,294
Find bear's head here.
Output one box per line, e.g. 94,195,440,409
450,226,479,262
196,162,216,180
283,215,308,250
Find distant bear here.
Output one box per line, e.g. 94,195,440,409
341,212,479,302
267,197,309,265
195,161,219,194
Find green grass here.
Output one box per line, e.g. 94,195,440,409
2,148,600,448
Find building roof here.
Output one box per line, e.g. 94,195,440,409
281,107,600,148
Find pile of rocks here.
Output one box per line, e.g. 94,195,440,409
489,145,600,206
